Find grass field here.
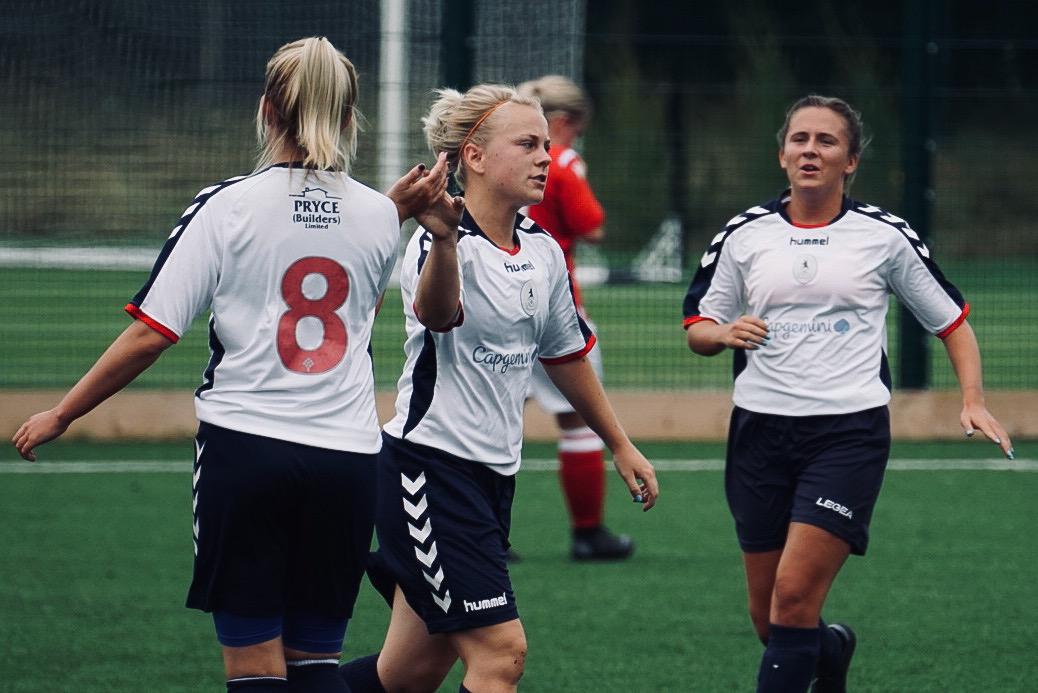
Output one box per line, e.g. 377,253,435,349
1,259,1035,390
1,439,1036,692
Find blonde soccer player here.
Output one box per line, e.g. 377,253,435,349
12,37,448,692
340,83,658,693
516,75,634,561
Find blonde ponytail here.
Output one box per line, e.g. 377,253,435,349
255,37,359,173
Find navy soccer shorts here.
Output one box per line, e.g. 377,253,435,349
724,405,890,556
186,422,377,619
368,434,519,634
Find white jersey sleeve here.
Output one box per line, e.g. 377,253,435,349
127,177,246,340
537,240,596,363
881,220,968,336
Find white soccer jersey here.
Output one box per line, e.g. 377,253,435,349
383,210,595,474
128,164,400,452
683,192,968,416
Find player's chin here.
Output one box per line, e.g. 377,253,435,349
522,187,545,206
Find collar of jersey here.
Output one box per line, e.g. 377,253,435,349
269,161,341,171
777,188,853,228
460,208,522,256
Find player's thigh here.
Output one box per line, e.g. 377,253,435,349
791,406,890,556
770,522,851,627
373,436,519,635
286,448,378,619
378,586,457,693
724,408,798,553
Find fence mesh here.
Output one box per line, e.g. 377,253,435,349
1,1,1035,391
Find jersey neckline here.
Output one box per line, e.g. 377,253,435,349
777,189,853,228
461,208,522,256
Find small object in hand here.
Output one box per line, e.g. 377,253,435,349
632,494,644,503
965,429,975,437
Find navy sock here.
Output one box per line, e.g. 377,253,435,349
756,623,820,693
817,619,842,674
286,659,348,692
226,676,287,691
339,654,387,693
459,686,473,693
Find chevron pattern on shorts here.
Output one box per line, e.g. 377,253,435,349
400,471,451,613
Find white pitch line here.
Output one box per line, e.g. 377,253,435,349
1,458,1035,474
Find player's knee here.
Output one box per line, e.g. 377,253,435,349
493,632,527,683
748,605,771,643
770,576,820,626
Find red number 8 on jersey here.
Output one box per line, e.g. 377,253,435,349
277,256,349,374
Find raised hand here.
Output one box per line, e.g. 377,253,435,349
386,152,451,224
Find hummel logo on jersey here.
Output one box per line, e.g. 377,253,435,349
463,592,508,613
816,497,853,519
504,260,535,273
288,187,342,229
790,237,829,246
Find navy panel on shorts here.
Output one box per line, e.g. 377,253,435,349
368,433,518,634
187,422,377,618
724,406,890,556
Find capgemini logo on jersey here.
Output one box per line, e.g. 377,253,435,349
471,346,533,374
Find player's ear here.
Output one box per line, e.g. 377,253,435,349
844,152,859,177
462,142,485,175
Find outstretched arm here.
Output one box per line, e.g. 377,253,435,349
11,320,174,461
543,357,659,510
941,320,1013,458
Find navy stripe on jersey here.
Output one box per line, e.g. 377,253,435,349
682,201,775,323
195,314,225,397
130,174,249,308
402,330,438,437
879,350,892,392
850,201,965,309
566,274,594,342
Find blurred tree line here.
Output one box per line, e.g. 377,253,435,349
583,0,1038,261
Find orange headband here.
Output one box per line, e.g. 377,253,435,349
459,99,509,157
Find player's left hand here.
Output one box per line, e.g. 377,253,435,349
611,443,659,511
11,409,69,462
961,402,1014,459
386,152,450,224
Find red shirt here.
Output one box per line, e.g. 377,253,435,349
526,145,605,308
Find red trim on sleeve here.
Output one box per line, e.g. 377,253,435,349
539,334,597,365
124,303,180,343
937,303,970,339
683,315,718,329
413,301,465,333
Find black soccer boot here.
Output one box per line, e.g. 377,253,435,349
811,623,856,693
571,525,635,561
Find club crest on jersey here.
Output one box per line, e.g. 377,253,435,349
793,254,818,284
288,187,342,230
520,279,538,316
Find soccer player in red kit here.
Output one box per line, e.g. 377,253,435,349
518,75,633,560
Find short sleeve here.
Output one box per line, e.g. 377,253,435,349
682,227,745,329
538,244,595,363
126,197,222,342
405,227,465,331
884,230,967,337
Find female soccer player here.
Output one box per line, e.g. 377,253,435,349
517,75,633,561
340,83,659,693
11,37,448,693
682,94,1014,693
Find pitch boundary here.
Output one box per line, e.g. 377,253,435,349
1,458,1034,474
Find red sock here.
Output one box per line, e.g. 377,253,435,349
558,427,605,530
